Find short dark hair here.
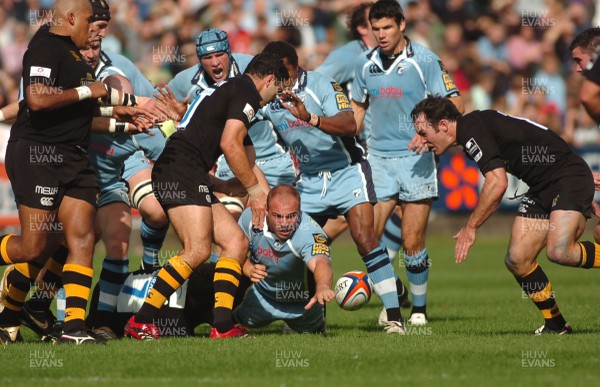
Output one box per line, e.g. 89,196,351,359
411,96,462,126
369,0,405,25
570,27,600,55
262,41,299,68
244,52,289,82
348,2,373,41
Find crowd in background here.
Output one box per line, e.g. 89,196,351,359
1,0,600,147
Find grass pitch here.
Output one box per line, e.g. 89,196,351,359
1,232,600,386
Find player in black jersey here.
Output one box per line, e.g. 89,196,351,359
124,52,290,340
410,96,600,335
0,0,153,345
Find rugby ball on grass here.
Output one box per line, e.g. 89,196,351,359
334,271,372,311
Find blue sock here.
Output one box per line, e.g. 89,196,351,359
381,211,402,260
140,219,168,271
362,246,400,321
404,248,429,314
209,251,220,264
98,256,129,313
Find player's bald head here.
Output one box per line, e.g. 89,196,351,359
267,184,300,209
53,0,92,19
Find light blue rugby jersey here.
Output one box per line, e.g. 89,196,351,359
262,68,364,174
351,38,459,157
238,208,331,304
167,53,253,101
316,39,373,144
96,51,156,98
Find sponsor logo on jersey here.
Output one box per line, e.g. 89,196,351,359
368,64,384,75
397,62,408,74
312,233,328,244
336,94,351,110
330,82,343,92
243,103,255,122
35,185,59,195
443,73,457,91
257,246,280,263
30,66,51,78
465,138,482,162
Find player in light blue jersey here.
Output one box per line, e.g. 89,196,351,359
351,0,465,326
235,185,334,333
261,41,406,333
316,3,408,308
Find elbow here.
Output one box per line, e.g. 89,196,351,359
26,98,44,112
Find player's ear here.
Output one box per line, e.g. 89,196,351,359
399,19,406,33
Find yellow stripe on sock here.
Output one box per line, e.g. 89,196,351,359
2,300,21,311
217,257,242,275
214,292,235,309
158,270,181,291
1,234,15,264
169,256,193,279
541,304,561,319
523,262,539,277
529,283,553,303
594,243,600,268
63,263,93,277
15,262,40,279
214,272,240,287
579,242,588,267
64,307,86,322
64,283,91,300
145,289,168,309
7,286,28,303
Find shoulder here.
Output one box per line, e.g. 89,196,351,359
172,65,200,82
408,41,439,62
232,53,253,64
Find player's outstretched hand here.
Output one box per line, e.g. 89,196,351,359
304,285,335,310
279,91,310,123
245,263,268,283
453,225,476,264
248,187,267,230
136,96,168,122
154,86,188,121
408,133,429,154
113,106,156,134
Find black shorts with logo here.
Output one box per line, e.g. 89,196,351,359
6,139,99,210
516,166,594,219
151,145,218,210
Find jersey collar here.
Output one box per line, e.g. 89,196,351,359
95,50,112,78
192,55,241,90
368,36,414,71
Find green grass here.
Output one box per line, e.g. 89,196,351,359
2,233,600,386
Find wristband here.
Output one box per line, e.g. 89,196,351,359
0,110,5,123
75,86,92,101
247,184,263,199
309,113,321,128
158,119,177,138
99,106,114,117
109,118,129,133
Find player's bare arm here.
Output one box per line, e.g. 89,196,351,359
26,80,107,111
350,99,368,136
305,255,335,310
279,91,357,136
454,167,508,263
221,118,267,227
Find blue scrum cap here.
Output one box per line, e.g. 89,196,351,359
195,28,231,59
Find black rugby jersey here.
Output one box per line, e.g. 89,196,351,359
11,28,96,146
456,110,588,191
168,75,262,171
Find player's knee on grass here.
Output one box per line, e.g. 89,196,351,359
138,197,169,228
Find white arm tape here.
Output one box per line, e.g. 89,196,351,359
75,86,92,101
99,106,114,117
